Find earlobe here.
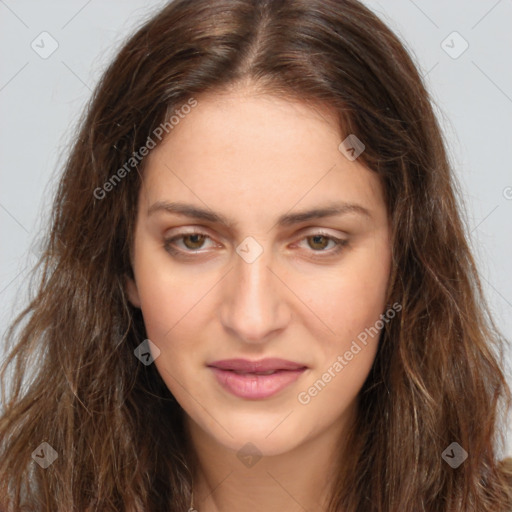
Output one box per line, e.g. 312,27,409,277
125,275,141,308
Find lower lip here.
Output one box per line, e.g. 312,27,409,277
209,367,306,399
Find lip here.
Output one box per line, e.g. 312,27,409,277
208,358,308,399
208,358,306,372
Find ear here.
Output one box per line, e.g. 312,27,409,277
125,274,141,308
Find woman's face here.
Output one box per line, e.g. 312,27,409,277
126,87,392,456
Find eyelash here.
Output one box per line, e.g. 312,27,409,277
163,231,349,259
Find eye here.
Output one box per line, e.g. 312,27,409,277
296,232,348,256
163,230,348,259
163,231,216,254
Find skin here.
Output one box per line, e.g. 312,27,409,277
126,84,392,512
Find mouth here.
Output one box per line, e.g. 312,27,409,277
207,358,308,399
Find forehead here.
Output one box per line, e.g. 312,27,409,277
139,89,387,228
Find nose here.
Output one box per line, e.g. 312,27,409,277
220,244,290,344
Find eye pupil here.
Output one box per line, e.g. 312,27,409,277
183,234,205,249
308,235,329,250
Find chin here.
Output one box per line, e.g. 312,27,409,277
207,416,308,457
226,432,300,458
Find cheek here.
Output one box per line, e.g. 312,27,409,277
297,251,389,415
136,272,179,337
304,243,390,345
132,248,210,349
131,226,212,329
134,265,210,394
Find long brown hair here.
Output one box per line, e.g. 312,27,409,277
1,0,511,510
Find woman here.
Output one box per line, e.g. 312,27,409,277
1,0,511,510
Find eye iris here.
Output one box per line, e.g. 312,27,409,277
183,234,206,250
308,235,329,250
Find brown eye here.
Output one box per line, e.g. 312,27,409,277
163,231,215,256
295,232,349,258
307,235,330,251
182,234,207,250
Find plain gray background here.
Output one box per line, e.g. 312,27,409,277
1,0,511,457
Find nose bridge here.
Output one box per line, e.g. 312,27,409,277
220,239,287,342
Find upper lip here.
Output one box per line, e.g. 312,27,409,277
208,358,307,372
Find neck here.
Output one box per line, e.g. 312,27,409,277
185,405,356,512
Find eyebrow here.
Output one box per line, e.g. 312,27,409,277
147,200,372,228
